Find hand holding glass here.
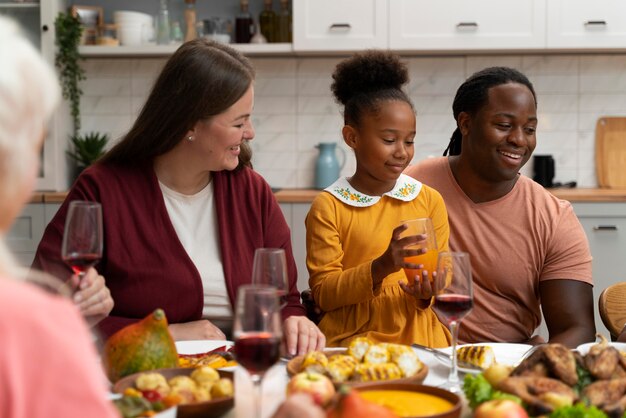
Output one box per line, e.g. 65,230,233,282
398,218,438,285
61,201,103,282
234,285,282,418
432,251,473,393
251,248,289,308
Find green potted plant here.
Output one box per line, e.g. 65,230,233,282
67,131,109,171
55,11,108,178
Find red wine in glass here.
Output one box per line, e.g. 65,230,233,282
62,252,101,276
235,332,281,375
61,201,103,284
434,294,473,324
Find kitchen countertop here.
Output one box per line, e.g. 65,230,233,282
30,188,626,204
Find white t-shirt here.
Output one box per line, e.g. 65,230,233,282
159,181,233,332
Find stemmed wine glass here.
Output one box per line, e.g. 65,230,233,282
251,248,289,308
233,285,282,418
61,201,103,284
432,251,474,393
398,218,438,285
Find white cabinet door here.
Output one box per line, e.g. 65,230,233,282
547,0,626,48
7,204,45,267
389,0,546,51
573,203,626,338
0,1,69,191
293,0,388,51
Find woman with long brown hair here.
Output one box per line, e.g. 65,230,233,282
34,39,324,355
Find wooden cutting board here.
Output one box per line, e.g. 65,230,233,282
596,117,626,188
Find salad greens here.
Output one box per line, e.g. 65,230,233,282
549,403,607,418
462,374,522,409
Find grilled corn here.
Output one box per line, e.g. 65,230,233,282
326,355,358,382
457,345,495,368
391,349,423,377
363,344,390,365
300,351,329,373
348,337,373,361
353,362,402,382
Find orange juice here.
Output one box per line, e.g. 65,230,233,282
403,249,439,285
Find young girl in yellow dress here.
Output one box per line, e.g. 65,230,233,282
305,51,451,347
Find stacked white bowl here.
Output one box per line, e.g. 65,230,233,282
114,10,154,46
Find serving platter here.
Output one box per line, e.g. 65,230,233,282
436,342,533,375
112,367,234,418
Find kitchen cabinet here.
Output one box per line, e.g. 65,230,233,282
292,0,388,51
573,202,626,338
280,202,310,293
389,0,546,51
547,0,626,49
0,1,70,191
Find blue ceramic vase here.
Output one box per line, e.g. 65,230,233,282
314,142,346,189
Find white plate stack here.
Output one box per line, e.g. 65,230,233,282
114,10,154,46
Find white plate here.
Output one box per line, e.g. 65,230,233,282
577,341,626,355
175,340,234,355
437,342,533,374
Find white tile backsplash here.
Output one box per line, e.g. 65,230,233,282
79,54,626,189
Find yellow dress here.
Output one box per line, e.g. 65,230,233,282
306,174,451,348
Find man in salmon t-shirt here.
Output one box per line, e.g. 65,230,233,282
405,67,595,348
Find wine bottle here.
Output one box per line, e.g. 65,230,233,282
259,0,276,43
184,0,198,42
276,0,291,43
235,0,253,43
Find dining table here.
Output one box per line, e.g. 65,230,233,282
225,349,457,418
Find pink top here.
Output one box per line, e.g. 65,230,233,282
406,157,592,343
0,278,118,418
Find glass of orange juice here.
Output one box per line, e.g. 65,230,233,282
399,218,438,285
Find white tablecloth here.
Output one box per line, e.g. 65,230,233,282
224,350,451,418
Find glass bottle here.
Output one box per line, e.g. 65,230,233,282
170,21,183,43
184,0,198,42
259,0,276,43
235,0,254,43
276,0,291,43
156,0,171,45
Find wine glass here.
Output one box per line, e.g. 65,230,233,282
398,218,438,285
61,201,103,284
251,248,289,308
233,285,282,418
432,251,474,393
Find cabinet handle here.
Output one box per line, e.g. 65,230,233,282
456,22,479,29
42,25,49,32
329,23,351,32
584,20,607,27
593,225,618,231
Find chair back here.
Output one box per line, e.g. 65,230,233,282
599,282,626,340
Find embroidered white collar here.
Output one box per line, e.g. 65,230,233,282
325,174,423,207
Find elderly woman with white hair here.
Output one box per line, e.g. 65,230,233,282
0,16,118,417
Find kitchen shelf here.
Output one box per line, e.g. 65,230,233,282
0,2,39,8
79,42,294,57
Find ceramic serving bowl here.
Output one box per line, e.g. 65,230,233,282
112,367,234,418
354,382,462,418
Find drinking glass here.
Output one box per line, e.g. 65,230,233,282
398,218,438,285
251,248,289,308
233,285,282,418
432,251,474,393
61,201,103,283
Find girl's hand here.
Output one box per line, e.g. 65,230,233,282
372,223,428,284
400,270,436,308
